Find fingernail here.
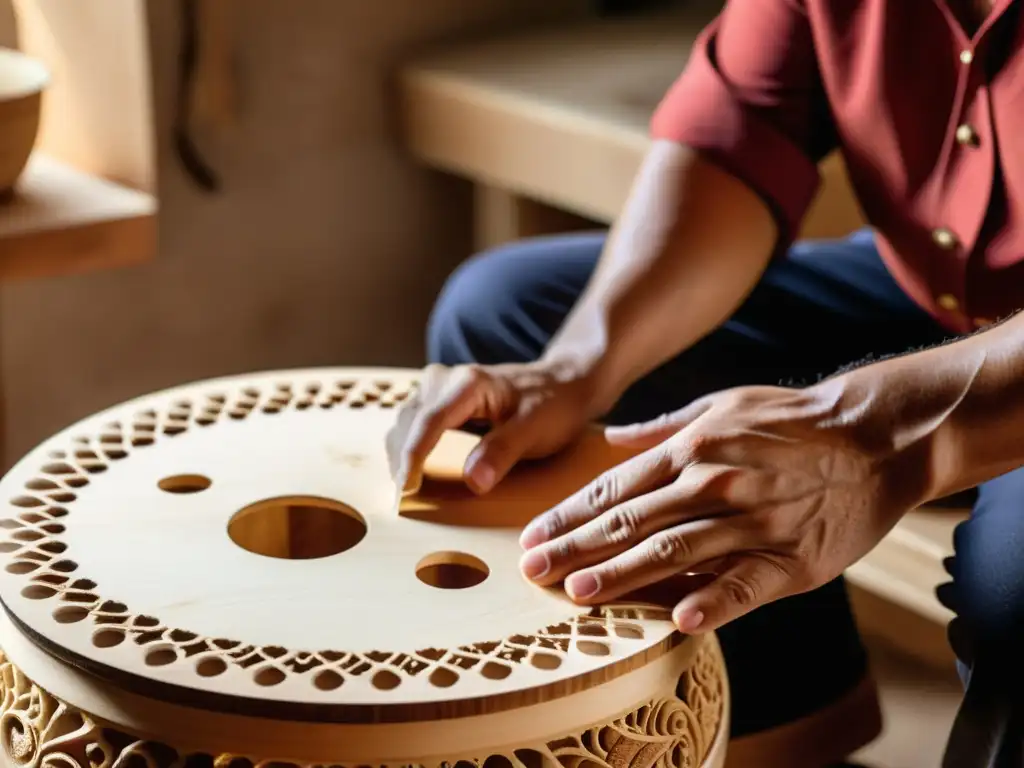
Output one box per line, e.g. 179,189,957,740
520,550,550,580
519,521,548,549
567,572,600,600
468,460,495,493
675,609,704,633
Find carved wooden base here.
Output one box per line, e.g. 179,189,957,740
0,642,727,768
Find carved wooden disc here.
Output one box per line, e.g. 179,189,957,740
0,369,682,722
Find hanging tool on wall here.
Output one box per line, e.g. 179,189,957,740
174,0,236,192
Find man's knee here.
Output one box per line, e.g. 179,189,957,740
427,249,531,366
426,235,598,367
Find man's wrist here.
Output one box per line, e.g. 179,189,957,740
540,303,638,420
807,344,978,507
537,346,624,421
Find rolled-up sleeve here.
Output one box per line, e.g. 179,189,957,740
651,0,836,243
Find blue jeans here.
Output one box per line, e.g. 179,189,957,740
427,228,1024,765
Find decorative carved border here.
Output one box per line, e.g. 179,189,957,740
0,642,726,768
0,373,672,700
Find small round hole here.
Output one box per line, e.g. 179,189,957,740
480,661,511,680
228,496,367,560
531,653,562,671
615,624,644,640
6,562,39,575
429,667,459,688
314,670,343,691
145,647,177,666
34,574,67,586
255,667,286,687
197,657,227,678
372,670,401,690
415,551,489,590
21,585,56,600
53,606,90,624
10,496,43,508
93,629,125,648
158,474,212,494
576,641,610,657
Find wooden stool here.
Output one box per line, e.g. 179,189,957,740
0,368,728,767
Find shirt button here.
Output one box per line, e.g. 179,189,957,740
932,227,958,249
955,124,979,147
937,294,960,312
960,49,974,64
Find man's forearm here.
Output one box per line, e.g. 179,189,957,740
541,141,779,416
814,311,1024,504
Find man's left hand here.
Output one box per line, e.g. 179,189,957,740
517,383,920,634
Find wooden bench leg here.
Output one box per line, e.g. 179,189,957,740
472,184,601,251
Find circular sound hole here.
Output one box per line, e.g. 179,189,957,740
416,551,489,590
228,496,368,560
158,474,212,494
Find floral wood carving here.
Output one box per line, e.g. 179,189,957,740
0,642,726,768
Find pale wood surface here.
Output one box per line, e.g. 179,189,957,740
0,154,155,281
0,368,696,720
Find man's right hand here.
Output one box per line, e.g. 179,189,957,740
386,147,777,498
386,361,600,495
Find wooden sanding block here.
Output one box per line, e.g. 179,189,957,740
400,428,481,499
397,427,639,525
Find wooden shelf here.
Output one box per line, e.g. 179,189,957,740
402,9,696,223
0,154,156,282
401,2,864,241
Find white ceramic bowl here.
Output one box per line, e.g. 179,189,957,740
0,47,49,198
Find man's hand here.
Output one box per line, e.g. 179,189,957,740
517,383,924,634
386,361,600,495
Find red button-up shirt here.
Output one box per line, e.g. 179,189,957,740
651,0,1024,333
